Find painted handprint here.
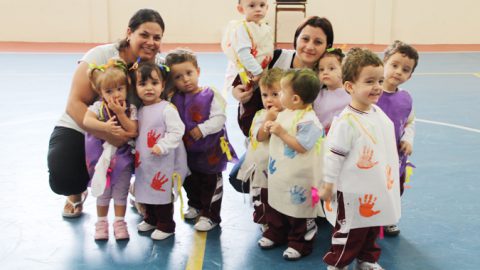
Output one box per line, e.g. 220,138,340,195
147,130,161,148
290,185,307,205
386,165,394,190
325,199,333,212
356,146,378,169
358,194,381,217
284,145,296,159
134,151,141,168
150,171,169,191
268,157,277,174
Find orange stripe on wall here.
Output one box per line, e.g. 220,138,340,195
1,41,480,53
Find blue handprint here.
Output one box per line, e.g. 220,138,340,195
290,185,307,204
268,157,277,174
284,145,297,159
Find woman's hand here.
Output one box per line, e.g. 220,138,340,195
232,84,254,104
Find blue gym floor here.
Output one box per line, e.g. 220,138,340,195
0,51,479,270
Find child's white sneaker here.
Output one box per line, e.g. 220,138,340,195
257,237,275,249
282,247,302,261
184,207,200,219
151,229,173,240
355,260,384,270
384,224,400,236
194,216,217,231
137,221,156,232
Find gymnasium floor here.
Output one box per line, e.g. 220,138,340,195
0,43,479,270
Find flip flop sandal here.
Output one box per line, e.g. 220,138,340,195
62,190,88,218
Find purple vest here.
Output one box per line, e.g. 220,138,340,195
376,89,412,176
85,103,133,187
171,87,237,173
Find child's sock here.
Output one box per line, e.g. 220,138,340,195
97,216,108,222
114,216,125,222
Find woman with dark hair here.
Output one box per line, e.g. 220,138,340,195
233,16,334,135
47,9,166,218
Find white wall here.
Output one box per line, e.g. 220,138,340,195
0,0,479,44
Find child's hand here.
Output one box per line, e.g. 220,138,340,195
265,106,280,121
265,121,285,137
107,96,126,115
151,145,162,155
189,126,203,141
400,141,413,155
105,116,122,135
318,183,333,200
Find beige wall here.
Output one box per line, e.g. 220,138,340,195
1,0,478,44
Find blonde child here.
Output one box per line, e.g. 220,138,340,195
167,49,237,232
131,61,188,241
83,58,137,240
237,68,284,232
314,48,351,134
377,40,419,236
259,69,323,261
222,0,273,92
318,48,401,270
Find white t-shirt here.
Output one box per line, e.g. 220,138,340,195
56,43,163,133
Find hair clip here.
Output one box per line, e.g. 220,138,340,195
129,57,141,71
158,64,170,73
326,47,336,53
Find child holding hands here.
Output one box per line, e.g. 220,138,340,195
319,48,401,270
167,49,237,232
259,69,324,261
377,40,419,236
131,62,189,241
84,58,137,240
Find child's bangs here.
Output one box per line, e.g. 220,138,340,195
100,70,127,90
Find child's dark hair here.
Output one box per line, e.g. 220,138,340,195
321,48,345,64
383,40,419,73
282,69,320,104
342,48,383,83
129,61,168,102
165,48,198,69
259,68,284,90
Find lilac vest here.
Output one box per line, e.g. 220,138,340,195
171,87,237,173
85,103,133,187
376,89,413,176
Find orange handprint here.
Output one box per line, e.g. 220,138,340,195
386,165,394,190
356,146,378,169
147,130,161,148
325,199,333,212
358,194,381,217
150,171,169,191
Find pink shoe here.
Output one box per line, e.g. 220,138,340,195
113,220,130,240
94,220,109,240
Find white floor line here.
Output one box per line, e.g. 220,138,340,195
417,118,480,134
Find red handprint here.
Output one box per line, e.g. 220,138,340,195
134,151,141,168
356,146,378,169
189,105,203,123
386,165,394,190
147,130,161,148
358,194,381,217
150,171,169,191
260,56,272,69
250,46,258,57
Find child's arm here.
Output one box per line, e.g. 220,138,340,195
400,109,415,155
265,121,307,153
234,25,263,77
107,98,138,138
190,92,227,140
83,110,123,136
257,108,279,142
151,105,185,155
